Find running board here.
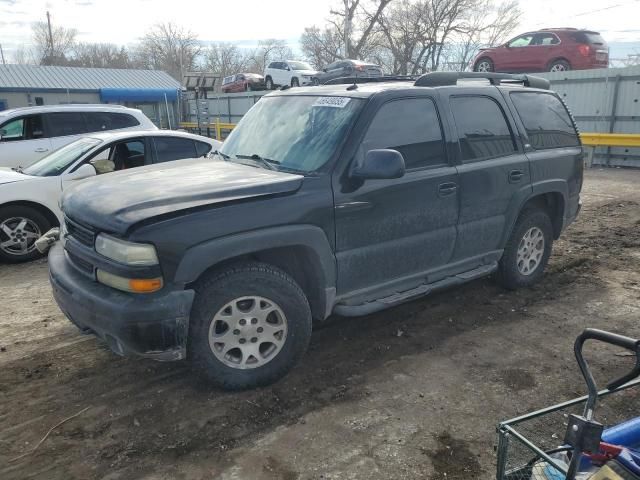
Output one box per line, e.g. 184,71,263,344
333,262,498,317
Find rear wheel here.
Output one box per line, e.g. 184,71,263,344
0,205,51,263
291,77,300,87
474,57,494,72
549,59,571,72
265,76,274,90
496,208,553,290
188,263,312,390
312,78,320,86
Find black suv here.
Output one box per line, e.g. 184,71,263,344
48,72,583,389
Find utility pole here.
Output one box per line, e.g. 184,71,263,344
0,44,6,65
46,11,54,58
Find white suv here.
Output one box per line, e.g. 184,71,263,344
263,60,320,89
0,104,156,169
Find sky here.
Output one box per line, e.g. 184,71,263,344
1,0,639,61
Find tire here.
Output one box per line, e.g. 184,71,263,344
291,77,299,87
474,57,494,72
265,77,274,90
188,262,312,390
245,83,252,92
312,78,320,86
0,205,51,263
496,208,553,290
549,59,571,72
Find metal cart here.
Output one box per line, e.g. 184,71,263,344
496,329,640,480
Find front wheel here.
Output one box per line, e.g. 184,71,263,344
265,77,274,90
496,208,553,290
291,77,299,87
474,57,494,72
0,205,51,263
188,263,312,390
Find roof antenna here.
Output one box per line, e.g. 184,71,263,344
346,79,358,91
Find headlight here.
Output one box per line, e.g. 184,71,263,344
95,233,159,266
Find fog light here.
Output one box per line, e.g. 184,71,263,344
97,269,163,293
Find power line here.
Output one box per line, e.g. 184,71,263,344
572,0,639,18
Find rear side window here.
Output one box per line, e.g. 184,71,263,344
153,137,197,163
361,98,446,170
510,92,579,150
45,112,87,137
195,141,212,157
450,96,517,162
572,32,606,45
108,113,139,129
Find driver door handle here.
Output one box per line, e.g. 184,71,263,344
509,169,524,183
438,182,457,197
35,147,49,153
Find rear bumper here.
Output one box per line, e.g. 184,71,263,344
49,243,194,361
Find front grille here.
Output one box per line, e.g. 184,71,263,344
66,251,94,275
65,216,96,247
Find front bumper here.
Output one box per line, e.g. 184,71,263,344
49,243,195,361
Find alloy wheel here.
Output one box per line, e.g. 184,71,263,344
208,296,288,369
0,217,41,257
517,227,545,276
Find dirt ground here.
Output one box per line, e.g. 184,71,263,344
1,168,639,480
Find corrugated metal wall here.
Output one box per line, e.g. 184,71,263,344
187,66,640,168
539,65,640,168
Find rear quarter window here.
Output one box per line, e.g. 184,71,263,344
510,92,580,150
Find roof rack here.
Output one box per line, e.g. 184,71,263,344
413,72,550,90
323,75,418,86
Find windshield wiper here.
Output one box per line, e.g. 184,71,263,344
11,166,24,174
212,150,231,161
235,154,279,171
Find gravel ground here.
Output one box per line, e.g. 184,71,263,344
0,168,639,480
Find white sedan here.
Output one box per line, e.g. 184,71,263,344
0,130,221,263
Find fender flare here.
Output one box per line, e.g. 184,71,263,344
174,224,337,289
500,180,568,246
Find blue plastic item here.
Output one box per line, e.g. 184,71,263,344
603,418,640,450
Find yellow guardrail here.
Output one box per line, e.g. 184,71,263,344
179,120,237,140
580,133,640,148
580,132,640,167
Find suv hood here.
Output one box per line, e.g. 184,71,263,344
62,159,303,234
0,168,31,185
297,69,320,76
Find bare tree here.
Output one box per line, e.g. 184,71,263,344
204,43,251,88
249,39,293,73
11,45,36,65
32,20,77,65
71,43,131,69
136,23,201,80
300,26,344,68
301,0,392,68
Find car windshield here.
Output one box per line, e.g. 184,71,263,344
22,138,102,177
289,61,313,71
220,95,364,173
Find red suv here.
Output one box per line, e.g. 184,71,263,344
472,29,608,73
221,73,266,93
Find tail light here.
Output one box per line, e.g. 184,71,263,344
578,44,591,57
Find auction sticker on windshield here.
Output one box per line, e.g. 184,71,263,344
313,97,351,108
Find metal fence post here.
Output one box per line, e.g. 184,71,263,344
496,427,509,480
606,74,622,166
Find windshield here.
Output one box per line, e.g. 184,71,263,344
220,95,364,173
22,138,102,177
289,61,313,71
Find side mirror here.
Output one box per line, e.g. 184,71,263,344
67,163,96,181
351,149,405,180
